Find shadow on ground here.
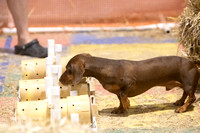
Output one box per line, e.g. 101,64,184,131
99,102,195,117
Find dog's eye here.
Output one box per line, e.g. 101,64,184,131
67,69,72,74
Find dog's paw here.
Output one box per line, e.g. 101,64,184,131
111,107,126,114
175,106,186,113
173,100,184,106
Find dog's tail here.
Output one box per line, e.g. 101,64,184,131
193,60,200,76
195,63,200,75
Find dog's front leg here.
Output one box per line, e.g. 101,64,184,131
111,92,130,114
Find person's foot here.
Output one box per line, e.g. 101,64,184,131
14,39,47,58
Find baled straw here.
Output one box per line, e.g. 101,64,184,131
178,0,200,63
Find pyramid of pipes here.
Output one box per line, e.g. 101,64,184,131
16,39,98,127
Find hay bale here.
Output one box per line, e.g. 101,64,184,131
178,0,200,63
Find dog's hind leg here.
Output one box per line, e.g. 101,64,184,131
175,67,198,113
174,91,187,106
175,86,196,113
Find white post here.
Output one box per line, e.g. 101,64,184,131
46,57,55,77
45,39,63,121
71,113,79,123
55,44,62,65
86,77,98,129
48,39,55,57
51,65,59,86
55,44,63,81
70,90,78,96
50,65,61,121
45,76,53,107
45,39,56,107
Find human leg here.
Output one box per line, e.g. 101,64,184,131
7,0,47,58
7,0,30,46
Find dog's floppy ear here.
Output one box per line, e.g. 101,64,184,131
71,62,85,85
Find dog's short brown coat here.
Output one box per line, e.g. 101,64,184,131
60,53,199,114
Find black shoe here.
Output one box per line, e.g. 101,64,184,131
14,39,47,58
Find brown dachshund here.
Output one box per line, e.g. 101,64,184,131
59,53,199,114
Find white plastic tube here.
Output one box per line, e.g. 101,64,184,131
44,77,53,94
57,65,62,80
44,76,53,107
50,65,61,121
87,77,96,92
70,90,78,96
55,44,62,65
51,86,60,109
90,95,95,104
46,57,55,77
48,39,55,57
91,117,98,130
51,85,60,120
51,65,59,86
55,44,62,79
51,109,61,121
71,113,79,123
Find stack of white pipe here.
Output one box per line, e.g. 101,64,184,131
86,77,98,129
45,39,62,121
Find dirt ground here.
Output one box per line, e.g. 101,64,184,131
0,30,200,132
